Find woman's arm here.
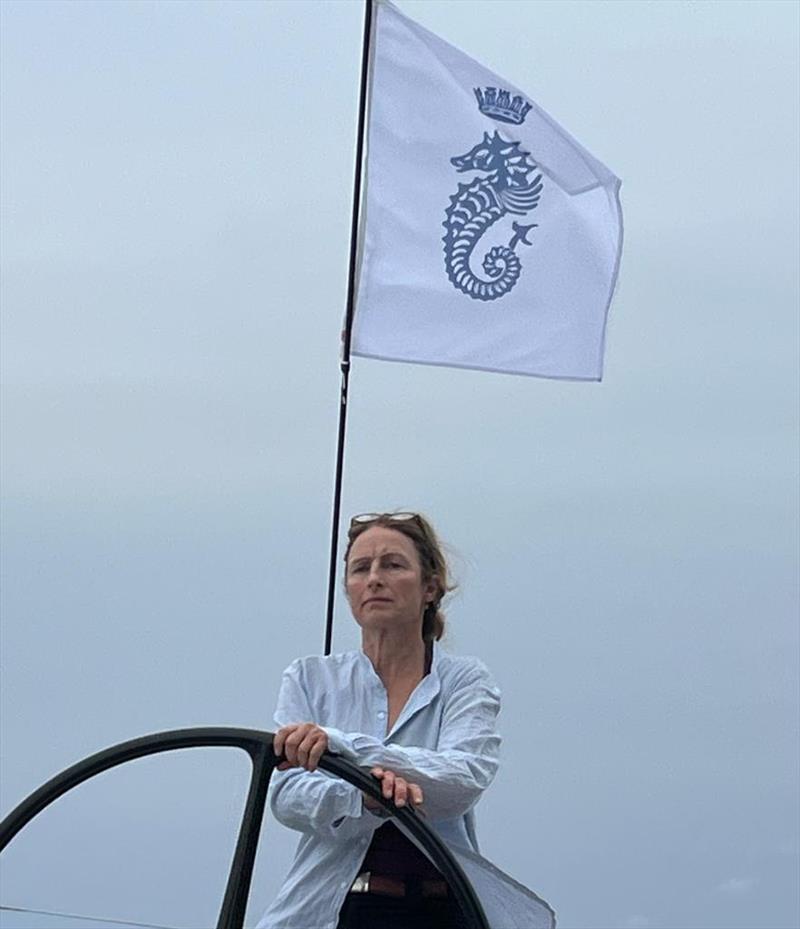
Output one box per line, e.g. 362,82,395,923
268,766,373,838
323,662,502,821
268,661,381,839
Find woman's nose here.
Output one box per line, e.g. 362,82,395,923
366,563,383,585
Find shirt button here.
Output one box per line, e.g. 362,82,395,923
377,711,386,719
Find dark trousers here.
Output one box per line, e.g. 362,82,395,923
336,890,468,929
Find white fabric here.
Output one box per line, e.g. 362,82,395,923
255,644,555,928
353,0,623,380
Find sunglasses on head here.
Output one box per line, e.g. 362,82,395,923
349,512,423,529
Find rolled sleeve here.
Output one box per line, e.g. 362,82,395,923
268,767,377,839
269,660,379,839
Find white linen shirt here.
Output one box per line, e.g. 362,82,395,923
255,643,555,929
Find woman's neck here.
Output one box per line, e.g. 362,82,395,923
361,630,426,689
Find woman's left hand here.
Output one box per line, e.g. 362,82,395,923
273,723,329,772
364,766,424,811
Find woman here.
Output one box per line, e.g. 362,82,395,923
256,512,554,929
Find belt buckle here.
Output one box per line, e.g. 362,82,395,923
350,871,371,894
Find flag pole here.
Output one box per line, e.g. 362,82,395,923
323,0,374,656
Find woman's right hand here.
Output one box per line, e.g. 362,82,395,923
273,723,328,772
363,766,424,812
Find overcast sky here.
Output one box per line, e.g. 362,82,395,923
1,2,798,928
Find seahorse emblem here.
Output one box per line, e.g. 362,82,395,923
443,130,543,302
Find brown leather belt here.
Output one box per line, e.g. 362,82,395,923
350,870,449,899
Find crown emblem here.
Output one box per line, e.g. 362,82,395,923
473,86,532,125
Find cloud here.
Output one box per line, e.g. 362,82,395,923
714,876,757,895
621,917,651,929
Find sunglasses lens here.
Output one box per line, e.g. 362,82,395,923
350,512,419,527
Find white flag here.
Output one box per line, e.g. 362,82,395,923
353,0,623,380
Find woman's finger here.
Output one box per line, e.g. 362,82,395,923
307,733,328,772
394,777,408,807
274,725,302,760
381,769,395,798
284,724,312,765
296,731,319,768
273,727,289,757
282,730,298,765
410,784,424,805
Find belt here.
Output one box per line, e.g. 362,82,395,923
350,870,449,899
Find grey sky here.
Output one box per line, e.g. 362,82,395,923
1,1,798,928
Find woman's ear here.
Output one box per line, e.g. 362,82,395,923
425,575,439,604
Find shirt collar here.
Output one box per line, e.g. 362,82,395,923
392,642,442,737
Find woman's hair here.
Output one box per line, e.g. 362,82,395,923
344,512,456,642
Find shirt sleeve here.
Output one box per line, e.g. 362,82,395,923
267,660,381,839
322,661,502,821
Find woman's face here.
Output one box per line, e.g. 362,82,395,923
345,526,435,636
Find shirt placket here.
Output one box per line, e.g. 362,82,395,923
373,680,389,738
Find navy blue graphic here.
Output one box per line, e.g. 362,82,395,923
473,86,532,125
443,129,543,302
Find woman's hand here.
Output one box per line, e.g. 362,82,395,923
273,723,329,772
363,766,424,812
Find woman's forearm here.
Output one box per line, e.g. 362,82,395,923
269,767,379,838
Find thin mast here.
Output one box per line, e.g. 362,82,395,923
324,0,374,656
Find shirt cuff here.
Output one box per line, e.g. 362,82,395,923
331,781,365,830
322,726,356,758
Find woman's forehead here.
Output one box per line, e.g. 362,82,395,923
348,526,418,560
